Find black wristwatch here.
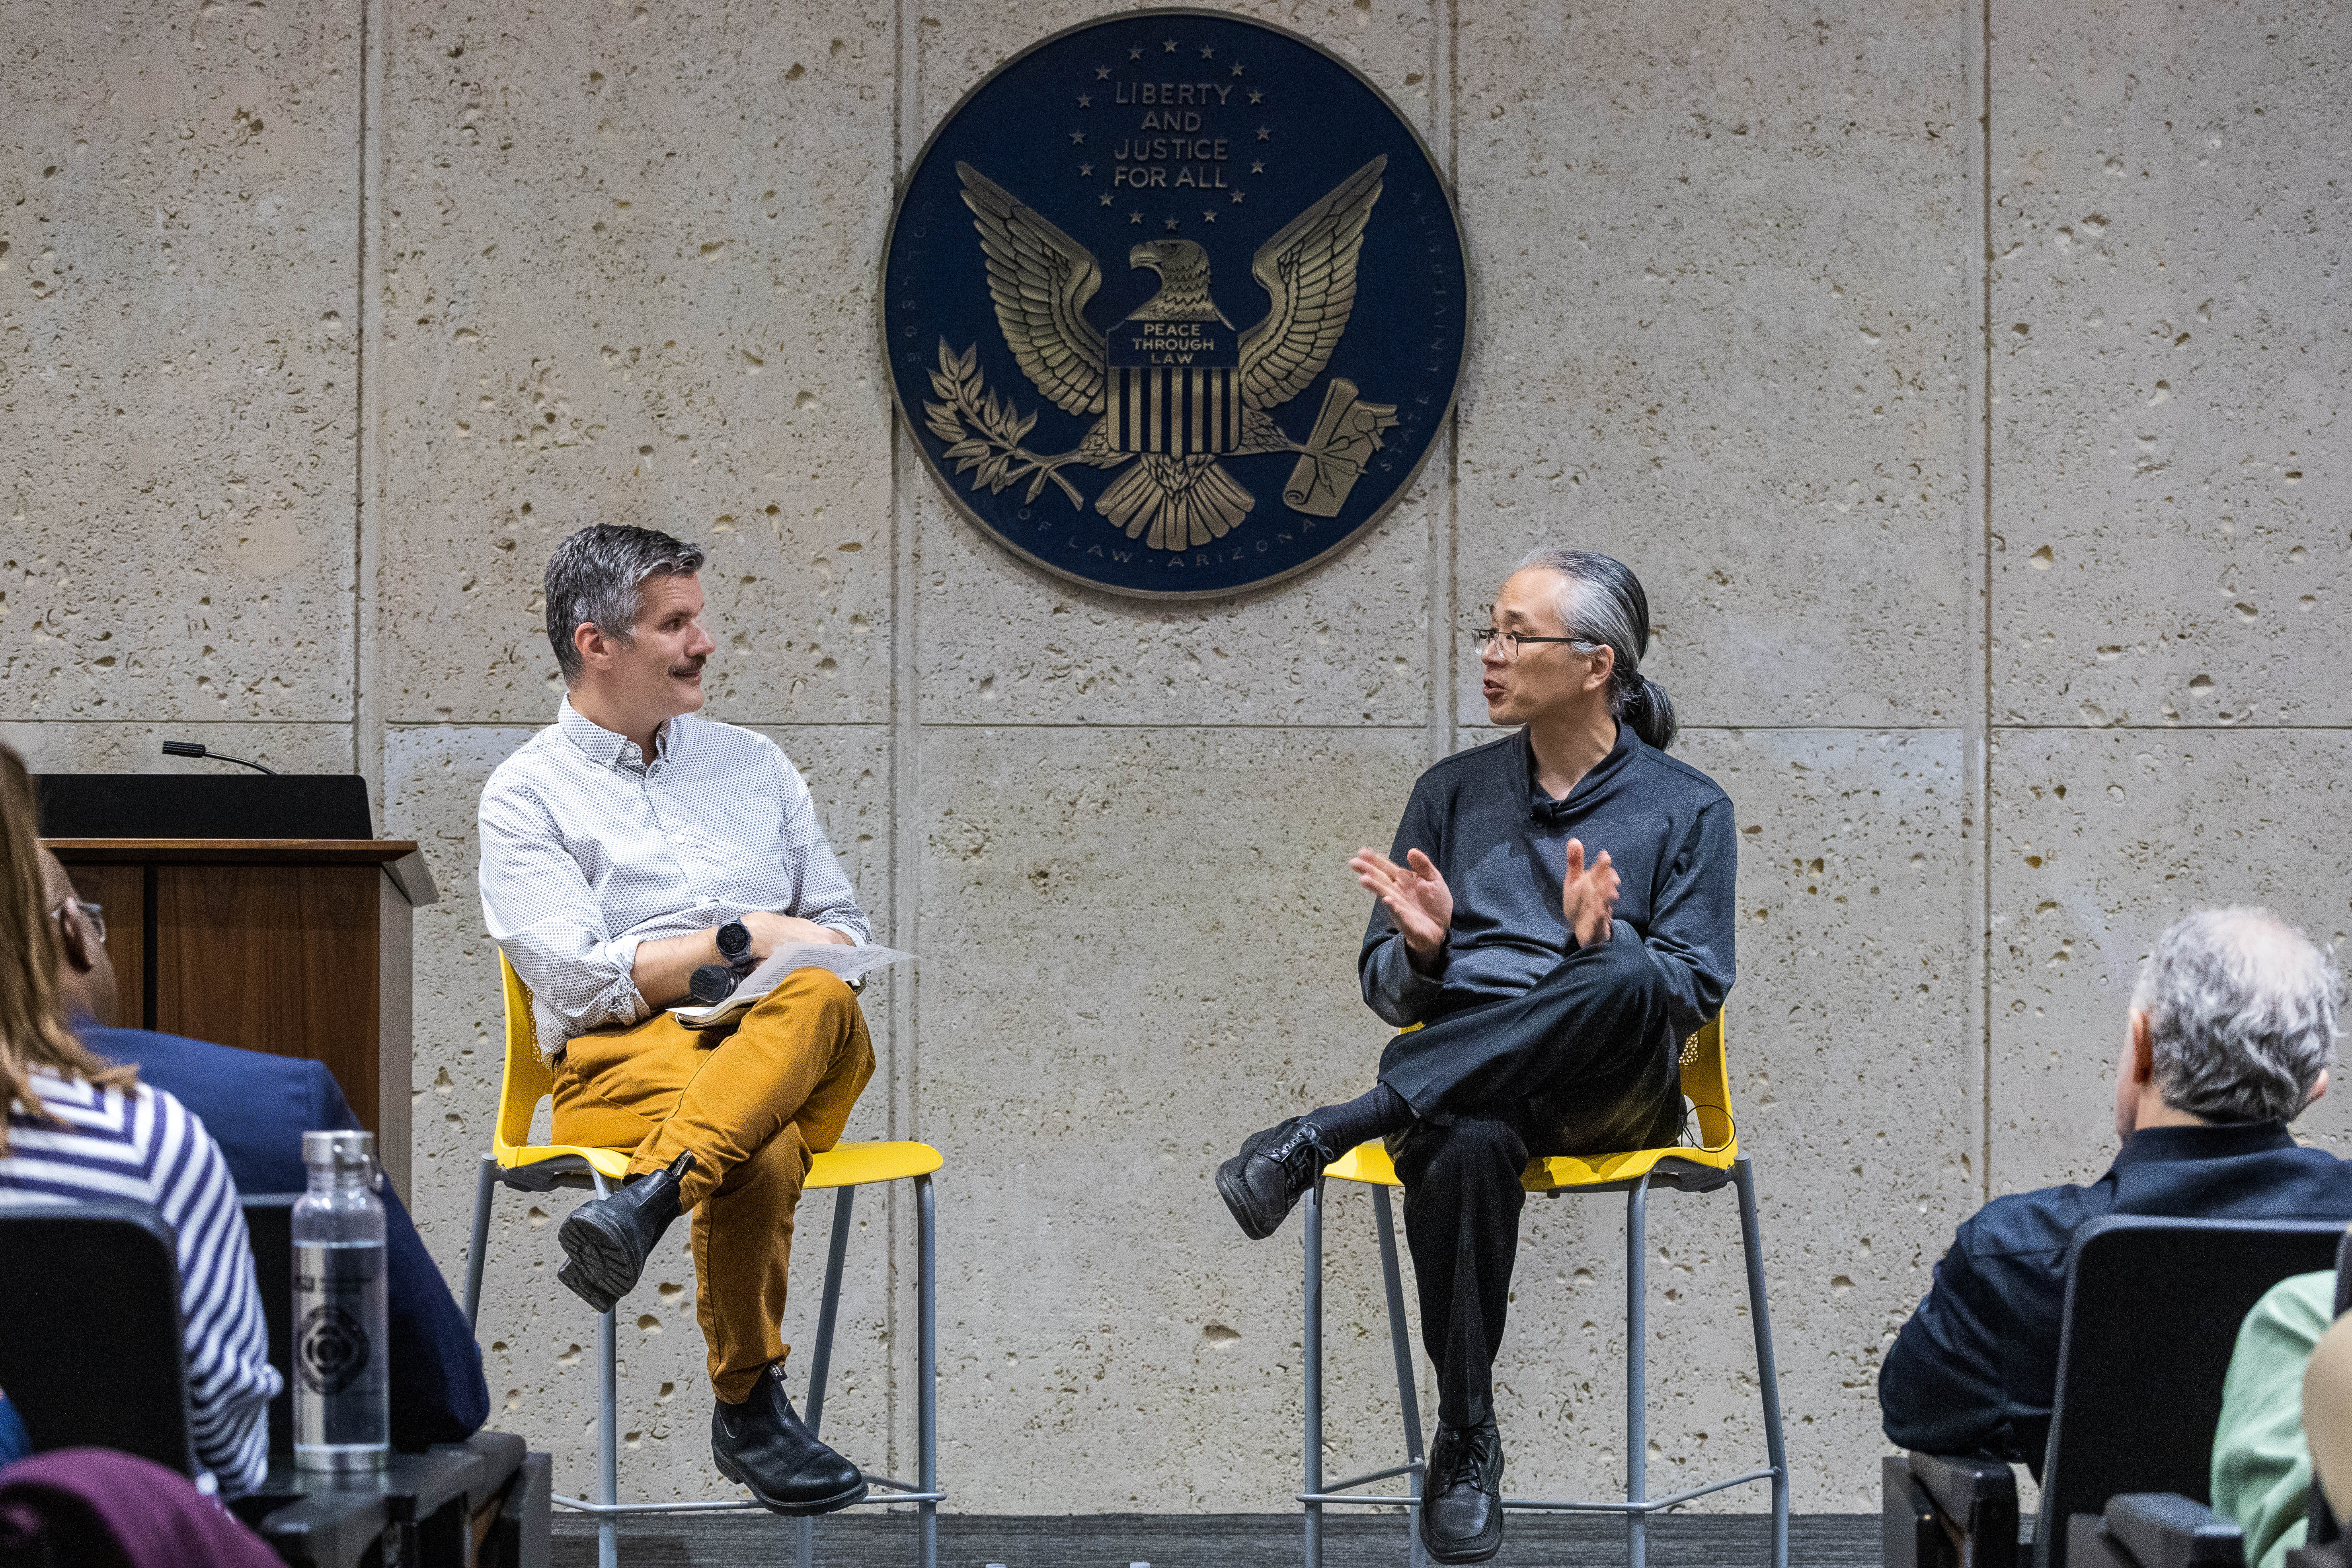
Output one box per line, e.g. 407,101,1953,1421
715,920,752,964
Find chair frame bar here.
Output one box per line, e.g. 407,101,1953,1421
464,1154,941,1568
1300,1155,1789,1568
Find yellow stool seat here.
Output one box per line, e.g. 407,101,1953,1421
808,1139,946,1189
486,950,944,1196
1329,1139,1739,1191
494,1139,943,1192
495,1141,633,1184
465,951,942,1568
1322,1011,1741,1193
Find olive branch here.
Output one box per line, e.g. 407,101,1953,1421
920,339,1087,509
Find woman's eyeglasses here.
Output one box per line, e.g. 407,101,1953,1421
49,899,105,944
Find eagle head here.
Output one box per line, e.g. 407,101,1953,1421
1123,240,1227,325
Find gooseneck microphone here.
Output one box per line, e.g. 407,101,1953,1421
160,740,279,776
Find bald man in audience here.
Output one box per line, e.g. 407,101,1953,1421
1880,908,2351,1470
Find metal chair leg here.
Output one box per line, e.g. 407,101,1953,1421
1734,1157,1790,1568
588,1167,618,1568
918,1172,939,1568
1373,1186,1428,1568
1304,1178,1326,1568
805,1186,856,1436
1626,1178,1650,1568
796,1186,855,1568
597,1302,619,1568
464,1155,497,1330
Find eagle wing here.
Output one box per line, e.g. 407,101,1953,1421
1236,155,1386,412
956,162,1107,416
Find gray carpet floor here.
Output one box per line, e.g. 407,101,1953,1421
550,1511,1877,1568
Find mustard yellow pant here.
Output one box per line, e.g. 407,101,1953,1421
550,968,875,1403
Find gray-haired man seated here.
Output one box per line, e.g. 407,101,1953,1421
1880,907,2352,1467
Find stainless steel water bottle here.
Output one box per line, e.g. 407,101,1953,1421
292,1129,390,1472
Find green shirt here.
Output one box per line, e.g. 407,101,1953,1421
2214,1270,2338,1568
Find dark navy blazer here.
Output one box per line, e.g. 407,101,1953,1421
81,1023,490,1452
1878,1121,2352,1469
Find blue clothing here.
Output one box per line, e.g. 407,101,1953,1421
1358,724,1737,1039
81,1025,489,1453
0,1395,28,1465
1879,1121,2352,1470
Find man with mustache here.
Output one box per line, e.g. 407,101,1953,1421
478,524,876,1515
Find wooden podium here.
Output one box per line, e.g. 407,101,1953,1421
46,839,438,1200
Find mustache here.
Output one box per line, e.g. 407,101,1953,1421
669,657,708,677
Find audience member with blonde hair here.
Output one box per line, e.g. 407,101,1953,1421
0,743,280,1492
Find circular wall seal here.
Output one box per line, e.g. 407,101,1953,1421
882,9,1470,601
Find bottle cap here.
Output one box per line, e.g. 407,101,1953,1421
302,1129,377,1171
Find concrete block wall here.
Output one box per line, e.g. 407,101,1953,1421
4,0,2345,1513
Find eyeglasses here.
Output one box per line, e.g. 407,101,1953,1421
49,899,105,944
1469,626,1601,661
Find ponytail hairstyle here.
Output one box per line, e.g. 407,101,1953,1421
0,743,131,1152
1515,547,1679,751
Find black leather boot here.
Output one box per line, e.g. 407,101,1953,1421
1215,1117,1339,1240
1420,1415,1504,1563
555,1150,695,1314
711,1361,868,1515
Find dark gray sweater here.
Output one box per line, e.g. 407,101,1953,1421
1358,724,1738,1036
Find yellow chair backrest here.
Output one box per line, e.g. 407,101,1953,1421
1678,1009,1734,1156
493,952,557,1162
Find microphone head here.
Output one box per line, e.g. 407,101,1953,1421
160,741,207,759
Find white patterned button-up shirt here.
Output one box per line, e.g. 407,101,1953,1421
479,698,869,1051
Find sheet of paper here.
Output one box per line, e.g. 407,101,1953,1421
667,942,915,1028
735,941,912,991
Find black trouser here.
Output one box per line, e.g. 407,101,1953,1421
1379,928,1683,1429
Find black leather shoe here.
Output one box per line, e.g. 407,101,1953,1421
1215,1117,1338,1240
556,1151,695,1314
711,1361,868,1515
1420,1416,1504,1563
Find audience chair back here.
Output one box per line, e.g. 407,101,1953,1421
0,1197,196,1475
2334,1228,2352,1318
2303,1230,2352,1556
239,1194,300,1460
2036,1216,2344,1568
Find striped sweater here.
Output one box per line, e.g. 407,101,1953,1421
0,1070,282,1493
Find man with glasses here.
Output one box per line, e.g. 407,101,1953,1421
1217,548,1737,1564
38,846,490,1452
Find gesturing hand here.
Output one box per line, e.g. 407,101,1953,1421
1563,838,1619,947
1351,847,1454,959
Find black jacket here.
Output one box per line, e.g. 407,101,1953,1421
1357,724,1736,1038
1878,1121,2352,1468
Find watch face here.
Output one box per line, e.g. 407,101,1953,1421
717,921,751,959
